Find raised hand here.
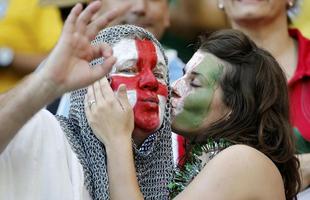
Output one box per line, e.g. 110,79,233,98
39,1,130,96
85,77,134,146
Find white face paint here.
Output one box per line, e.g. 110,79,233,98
126,90,137,107
110,39,138,74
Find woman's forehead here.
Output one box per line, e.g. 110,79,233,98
185,51,224,75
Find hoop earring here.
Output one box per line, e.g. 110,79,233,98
288,0,294,7
218,3,224,10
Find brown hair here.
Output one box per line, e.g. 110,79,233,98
191,29,300,199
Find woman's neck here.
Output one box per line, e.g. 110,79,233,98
231,16,298,80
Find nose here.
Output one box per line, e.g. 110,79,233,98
171,78,184,98
131,0,147,16
138,69,159,91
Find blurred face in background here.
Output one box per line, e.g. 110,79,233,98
220,0,289,24
99,0,170,39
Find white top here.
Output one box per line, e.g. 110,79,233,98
0,109,91,200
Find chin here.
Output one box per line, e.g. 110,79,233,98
135,116,161,133
171,120,205,138
171,122,189,136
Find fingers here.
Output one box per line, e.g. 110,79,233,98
84,86,95,122
87,85,96,103
89,56,116,82
63,3,83,33
117,84,131,110
76,1,102,34
90,43,113,61
99,77,114,102
93,81,105,105
85,2,132,40
87,77,123,113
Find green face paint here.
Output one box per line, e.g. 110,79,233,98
173,53,224,132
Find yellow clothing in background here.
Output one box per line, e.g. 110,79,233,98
0,0,62,92
293,0,310,38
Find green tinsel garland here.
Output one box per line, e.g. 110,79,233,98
168,139,231,199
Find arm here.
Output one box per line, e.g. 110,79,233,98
9,53,47,75
0,1,131,153
299,153,310,190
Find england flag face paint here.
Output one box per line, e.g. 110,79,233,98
109,38,168,135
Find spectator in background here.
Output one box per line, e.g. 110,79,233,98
217,0,310,197
0,0,63,93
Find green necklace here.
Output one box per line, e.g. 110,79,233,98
168,139,231,199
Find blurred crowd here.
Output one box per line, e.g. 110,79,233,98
0,0,310,199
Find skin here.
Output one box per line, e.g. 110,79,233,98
0,2,130,153
221,0,288,25
85,51,286,200
172,52,226,136
107,38,168,145
99,0,170,39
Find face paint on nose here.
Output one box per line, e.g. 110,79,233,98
110,39,168,134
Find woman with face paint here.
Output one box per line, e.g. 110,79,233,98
218,0,310,193
85,29,301,200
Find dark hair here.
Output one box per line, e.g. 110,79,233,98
191,29,300,199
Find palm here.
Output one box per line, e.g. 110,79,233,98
39,2,129,96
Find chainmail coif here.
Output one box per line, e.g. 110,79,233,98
57,25,173,200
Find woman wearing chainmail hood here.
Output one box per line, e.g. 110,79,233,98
58,24,173,200
0,3,172,200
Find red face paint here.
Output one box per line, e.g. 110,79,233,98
110,39,168,134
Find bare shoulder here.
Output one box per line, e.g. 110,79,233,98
205,144,283,182
209,144,278,170
204,144,285,199
176,144,285,200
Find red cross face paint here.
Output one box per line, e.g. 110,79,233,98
109,38,168,136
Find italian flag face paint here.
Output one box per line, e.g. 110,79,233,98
172,52,224,134
109,38,168,135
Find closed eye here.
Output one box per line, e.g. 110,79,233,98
190,77,202,88
190,82,201,88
